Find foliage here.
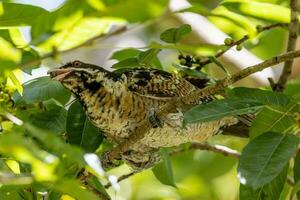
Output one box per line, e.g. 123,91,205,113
0,0,300,199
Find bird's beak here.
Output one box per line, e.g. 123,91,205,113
48,68,73,81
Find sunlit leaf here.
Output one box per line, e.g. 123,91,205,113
25,124,86,168
150,42,224,56
53,179,100,200
221,0,291,23
98,0,168,23
212,6,257,37
0,133,59,181
37,17,123,54
238,132,298,189
0,37,21,73
249,104,298,139
160,24,192,43
67,101,103,152
183,99,263,125
0,2,49,27
152,148,176,187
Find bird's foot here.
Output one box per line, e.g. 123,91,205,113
148,108,164,128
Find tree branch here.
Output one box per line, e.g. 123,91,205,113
196,23,288,68
20,26,128,69
272,0,299,91
170,143,240,158
104,143,240,188
103,49,300,166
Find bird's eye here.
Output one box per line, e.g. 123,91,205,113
73,61,81,67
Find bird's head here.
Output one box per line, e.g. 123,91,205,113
48,60,110,95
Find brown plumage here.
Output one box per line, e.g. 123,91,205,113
49,60,238,169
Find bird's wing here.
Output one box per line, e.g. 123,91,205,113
119,69,197,100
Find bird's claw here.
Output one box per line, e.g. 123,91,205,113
148,108,164,128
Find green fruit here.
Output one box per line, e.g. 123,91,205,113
179,59,186,65
236,45,242,51
224,38,234,46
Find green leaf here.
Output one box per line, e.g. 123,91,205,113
29,106,67,135
294,150,300,199
137,48,162,68
152,149,176,187
285,77,300,102
238,132,299,189
183,99,263,125
87,176,110,199
0,133,59,182
221,0,291,23
150,41,224,56
25,124,86,168
160,24,192,43
112,48,162,69
229,87,290,106
98,0,168,23
112,57,139,69
66,100,103,152
0,37,21,73
240,164,288,200
111,48,141,61
13,77,71,105
211,5,257,37
0,2,49,27
249,104,297,139
53,179,100,200
36,17,120,54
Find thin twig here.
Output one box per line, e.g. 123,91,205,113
104,50,300,166
20,26,128,69
197,23,288,67
272,0,299,91
170,143,240,158
104,143,239,188
104,171,136,189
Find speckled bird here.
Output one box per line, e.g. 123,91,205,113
49,60,238,170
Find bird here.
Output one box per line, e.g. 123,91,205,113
49,60,238,170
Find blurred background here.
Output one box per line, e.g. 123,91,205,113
5,0,300,199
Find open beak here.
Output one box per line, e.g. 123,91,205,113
48,68,73,81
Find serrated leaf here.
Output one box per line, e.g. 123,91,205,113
238,132,299,189
249,105,297,139
221,0,291,23
0,2,49,27
152,149,176,187
229,87,290,107
183,99,263,125
13,77,71,105
160,24,192,43
66,101,103,152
